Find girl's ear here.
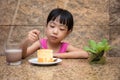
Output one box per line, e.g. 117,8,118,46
67,30,72,35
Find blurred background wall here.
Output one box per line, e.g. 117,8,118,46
0,0,120,56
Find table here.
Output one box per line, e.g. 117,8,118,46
0,56,120,80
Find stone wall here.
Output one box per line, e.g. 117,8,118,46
0,0,119,56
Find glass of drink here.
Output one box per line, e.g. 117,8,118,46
4,43,22,65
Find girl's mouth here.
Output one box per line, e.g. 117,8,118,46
50,36,58,40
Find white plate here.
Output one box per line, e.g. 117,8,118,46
28,58,62,65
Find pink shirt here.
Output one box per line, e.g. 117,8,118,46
40,38,68,53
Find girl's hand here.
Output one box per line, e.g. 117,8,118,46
53,53,59,58
27,29,40,43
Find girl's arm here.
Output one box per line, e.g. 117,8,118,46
21,39,40,59
53,45,89,59
20,38,28,59
20,29,40,59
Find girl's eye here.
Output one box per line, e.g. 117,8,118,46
60,28,65,31
50,25,55,28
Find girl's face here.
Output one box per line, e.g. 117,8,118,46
46,18,71,43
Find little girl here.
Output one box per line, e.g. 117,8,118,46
21,8,88,59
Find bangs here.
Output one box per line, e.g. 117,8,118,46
47,8,73,31
51,14,68,26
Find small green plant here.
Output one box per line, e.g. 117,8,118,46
84,39,111,64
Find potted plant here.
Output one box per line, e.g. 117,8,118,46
84,39,111,64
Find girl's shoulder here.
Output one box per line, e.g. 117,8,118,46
59,42,69,53
61,42,69,47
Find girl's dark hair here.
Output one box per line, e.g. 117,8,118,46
47,8,74,31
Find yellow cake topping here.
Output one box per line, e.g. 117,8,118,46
37,49,53,62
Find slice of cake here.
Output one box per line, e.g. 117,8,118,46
37,49,53,62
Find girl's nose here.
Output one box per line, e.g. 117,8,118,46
53,28,58,34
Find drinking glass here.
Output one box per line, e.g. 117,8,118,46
4,43,22,65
